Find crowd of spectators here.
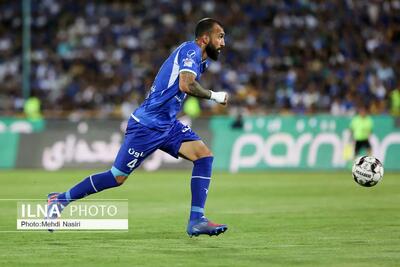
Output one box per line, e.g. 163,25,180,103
1,0,399,118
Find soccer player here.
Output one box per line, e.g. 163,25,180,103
350,105,373,157
47,18,228,237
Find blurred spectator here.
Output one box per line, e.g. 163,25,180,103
23,92,42,120
350,105,373,157
231,113,244,129
390,86,400,116
0,0,399,118
183,96,201,119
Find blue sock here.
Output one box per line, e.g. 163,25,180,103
190,156,213,221
57,170,121,206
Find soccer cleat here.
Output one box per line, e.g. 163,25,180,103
187,217,228,237
46,192,66,232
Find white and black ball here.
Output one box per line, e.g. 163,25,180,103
352,156,384,187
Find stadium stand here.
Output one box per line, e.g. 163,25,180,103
0,0,399,118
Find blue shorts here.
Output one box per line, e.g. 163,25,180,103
112,118,201,175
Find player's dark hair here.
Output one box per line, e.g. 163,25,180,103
195,18,223,38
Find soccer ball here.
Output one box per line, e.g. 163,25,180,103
352,156,384,187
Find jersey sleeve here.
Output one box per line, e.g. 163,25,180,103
178,44,201,77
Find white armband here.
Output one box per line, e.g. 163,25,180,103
210,91,227,104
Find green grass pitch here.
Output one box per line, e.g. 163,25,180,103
0,169,399,267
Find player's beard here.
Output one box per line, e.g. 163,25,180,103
206,42,220,61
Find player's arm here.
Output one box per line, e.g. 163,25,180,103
179,71,228,105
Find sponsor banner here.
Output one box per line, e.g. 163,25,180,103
16,200,128,231
0,117,45,133
15,117,211,170
211,115,400,172
0,117,44,168
0,132,19,168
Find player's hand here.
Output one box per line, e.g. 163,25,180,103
210,91,228,105
221,92,228,105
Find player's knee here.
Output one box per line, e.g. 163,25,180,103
197,146,213,159
110,166,129,185
115,175,128,185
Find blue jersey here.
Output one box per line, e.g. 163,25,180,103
132,41,208,130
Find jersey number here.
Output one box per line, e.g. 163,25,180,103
127,159,138,170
